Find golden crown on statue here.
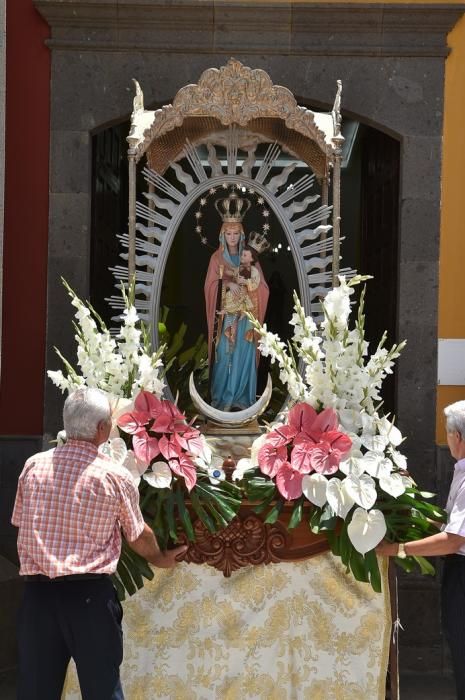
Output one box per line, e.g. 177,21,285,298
214,192,251,223
248,230,270,254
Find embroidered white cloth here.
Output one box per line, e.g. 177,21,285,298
64,554,391,699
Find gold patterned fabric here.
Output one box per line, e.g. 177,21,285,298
64,554,390,699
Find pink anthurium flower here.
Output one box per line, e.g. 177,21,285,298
158,435,182,461
266,425,298,447
288,403,319,435
134,390,163,417
132,432,160,464
309,430,351,475
151,400,186,433
290,440,315,474
258,442,288,478
168,455,197,492
311,407,339,434
276,462,304,500
117,410,150,435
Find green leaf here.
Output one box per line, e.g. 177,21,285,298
365,549,382,593
174,489,195,541
288,498,304,529
253,489,278,515
111,573,126,602
190,489,216,533
164,491,179,542
309,506,322,534
264,499,284,524
412,555,436,576
319,504,337,531
116,558,137,597
349,549,370,583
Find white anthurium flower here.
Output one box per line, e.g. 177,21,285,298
208,465,226,485
401,474,416,489
378,416,403,447
56,430,67,446
339,452,365,477
360,452,392,479
302,473,328,508
250,433,267,467
379,472,406,498
360,431,389,453
348,433,362,453
195,435,212,464
347,508,387,554
143,461,172,489
391,449,408,470
100,437,128,464
344,474,378,510
361,412,377,436
338,409,363,434
123,450,148,486
232,458,253,482
326,478,355,519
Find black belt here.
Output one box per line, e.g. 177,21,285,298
23,574,109,582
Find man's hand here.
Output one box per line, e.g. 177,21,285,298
376,540,399,556
127,523,187,568
152,545,188,568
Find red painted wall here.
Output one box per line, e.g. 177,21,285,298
0,0,50,434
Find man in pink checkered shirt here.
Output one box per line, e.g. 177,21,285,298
12,387,187,700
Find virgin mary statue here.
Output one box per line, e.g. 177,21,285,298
204,192,269,411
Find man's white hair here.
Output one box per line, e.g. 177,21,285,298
444,400,465,438
63,388,111,440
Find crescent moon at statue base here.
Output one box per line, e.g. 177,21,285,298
189,372,273,429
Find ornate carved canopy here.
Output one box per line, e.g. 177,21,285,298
127,59,342,179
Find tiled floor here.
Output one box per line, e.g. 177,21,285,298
0,669,457,699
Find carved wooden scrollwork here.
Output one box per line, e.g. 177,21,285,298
135,59,332,162
179,511,329,577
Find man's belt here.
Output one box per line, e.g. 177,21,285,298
22,573,109,582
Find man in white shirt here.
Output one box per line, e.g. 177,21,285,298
377,400,465,699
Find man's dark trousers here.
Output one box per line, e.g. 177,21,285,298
17,576,124,700
442,554,465,700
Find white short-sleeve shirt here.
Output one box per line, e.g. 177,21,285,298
444,457,465,555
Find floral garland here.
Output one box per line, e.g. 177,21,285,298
194,182,271,247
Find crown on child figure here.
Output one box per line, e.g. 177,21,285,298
248,230,270,255
215,192,251,223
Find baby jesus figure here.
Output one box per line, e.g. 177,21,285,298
223,246,261,317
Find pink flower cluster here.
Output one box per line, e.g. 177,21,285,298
257,403,352,500
117,391,204,491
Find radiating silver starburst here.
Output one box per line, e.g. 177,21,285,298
196,225,202,233
263,223,270,232
263,209,270,218
195,212,202,219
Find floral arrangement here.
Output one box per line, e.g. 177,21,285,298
237,276,446,591
48,277,446,596
48,281,241,599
